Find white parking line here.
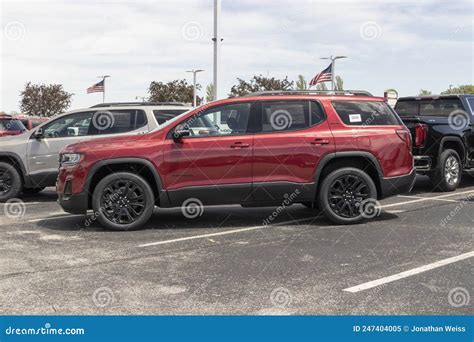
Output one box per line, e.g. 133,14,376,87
382,190,474,209
1,202,41,205
138,216,320,248
343,251,474,293
28,213,81,222
397,195,462,203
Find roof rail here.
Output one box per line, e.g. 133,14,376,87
90,102,188,108
246,90,373,97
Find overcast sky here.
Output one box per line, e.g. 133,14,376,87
0,0,472,112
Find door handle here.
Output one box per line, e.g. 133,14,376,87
230,142,250,148
310,138,330,145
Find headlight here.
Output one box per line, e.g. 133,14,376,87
60,153,83,166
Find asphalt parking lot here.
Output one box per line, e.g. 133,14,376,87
0,175,472,315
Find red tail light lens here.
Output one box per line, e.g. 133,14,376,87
414,123,428,147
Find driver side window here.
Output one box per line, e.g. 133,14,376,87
176,103,252,137
42,112,93,138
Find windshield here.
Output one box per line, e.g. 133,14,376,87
153,109,189,125
0,119,26,131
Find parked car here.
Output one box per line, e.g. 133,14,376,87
0,115,27,137
17,116,50,130
395,94,474,191
57,90,415,231
0,102,191,200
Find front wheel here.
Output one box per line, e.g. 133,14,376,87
317,167,378,225
0,162,22,202
92,172,155,231
430,149,461,192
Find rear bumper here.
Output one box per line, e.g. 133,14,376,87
58,192,88,215
380,169,416,198
413,155,432,171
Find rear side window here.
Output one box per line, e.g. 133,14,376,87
261,101,325,132
0,119,26,131
153,109,188,125
89,109,147,135
395,99,464,117
332,101,401,126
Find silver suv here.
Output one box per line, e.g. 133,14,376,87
0,102,191,201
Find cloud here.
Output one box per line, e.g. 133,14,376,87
0,0,472,112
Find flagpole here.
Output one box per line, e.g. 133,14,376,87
98,75,110,103
319,56,347,91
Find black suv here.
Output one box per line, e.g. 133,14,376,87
395,94,474,191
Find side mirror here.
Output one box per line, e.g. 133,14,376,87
173,127,191,139
34,128,44,139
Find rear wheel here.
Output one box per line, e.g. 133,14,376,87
317,167,378,225
92,172,155,231
0,162,22,202
430,149,461,192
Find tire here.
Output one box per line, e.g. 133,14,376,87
430,149,461,192
0,162,22,202
317,167,378,225
22,187,45,194
92,172,155,231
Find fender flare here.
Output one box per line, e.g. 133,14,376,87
314,151,383,185
84,158,169,206
439,136,466,165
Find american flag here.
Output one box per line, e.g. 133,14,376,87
309,63,333,86
87,80,104,93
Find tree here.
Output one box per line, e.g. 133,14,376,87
229,74,294,97
205,83,215,103
19,82,73,117
335,76,344,91
418,89,432,96
148,79,201,104
441,85,474,95
315,83,328,91
296,75,308,91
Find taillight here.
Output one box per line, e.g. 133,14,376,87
414,123,428,147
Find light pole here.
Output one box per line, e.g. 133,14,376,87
319,56,347,91
186,69,204,107
98,75,110,103
212,0,222,100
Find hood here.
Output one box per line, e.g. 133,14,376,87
61,132,157,154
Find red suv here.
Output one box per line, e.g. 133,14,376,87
57,91,415,230
0,115,27,136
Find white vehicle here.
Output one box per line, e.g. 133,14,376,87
0,102,191,201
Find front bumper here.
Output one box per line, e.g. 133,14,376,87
380,169,416,199
58,192,88,215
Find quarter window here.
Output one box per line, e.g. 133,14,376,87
332,101,401,126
